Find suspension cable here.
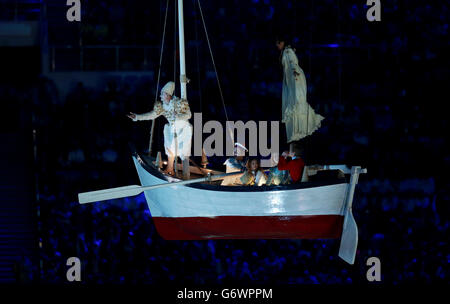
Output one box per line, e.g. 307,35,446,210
337,0,342,108
192,0,203,111
174,0,178,85
155,0,170,104
304,0,314,158
196,0,236,151
306,1,311,135
149,0,170,155
196,0,229,123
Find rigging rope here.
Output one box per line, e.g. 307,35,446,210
173,0,179,174
192,0,203,111
337,0,342,108
306,0,311,139
196,0,229,123
196,0,236,151
174,0,178,84
303,0,314,158
149,0,170,155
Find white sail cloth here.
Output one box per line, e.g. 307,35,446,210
281,46,324,142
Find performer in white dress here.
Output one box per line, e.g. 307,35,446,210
276,38,324,149
127,81,192,176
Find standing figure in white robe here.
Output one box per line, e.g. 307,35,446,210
276,39,324,148
127,81,192,176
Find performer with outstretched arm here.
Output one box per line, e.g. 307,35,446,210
127,81,192,176
276,37,324,152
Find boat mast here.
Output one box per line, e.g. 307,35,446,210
177,0,190,179
178,0,187,100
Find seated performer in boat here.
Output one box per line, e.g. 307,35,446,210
277,150,305,183
127,81,192,176
221,142,248,186
240,157,268,187
266,153,292,186
276,36,324,152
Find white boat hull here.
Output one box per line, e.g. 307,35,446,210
133,155,364,264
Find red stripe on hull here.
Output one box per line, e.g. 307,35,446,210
152,215,344,240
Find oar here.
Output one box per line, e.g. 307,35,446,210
78,171,243,204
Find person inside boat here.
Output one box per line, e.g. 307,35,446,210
127,81,192,176
265,153,292,186
277,150,305,183
240,157,268,187
221,142,248,186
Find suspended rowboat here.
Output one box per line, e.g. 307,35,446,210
130,153,366,264
79,153,366,264
77,0,367,265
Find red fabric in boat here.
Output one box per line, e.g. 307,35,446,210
151,215,344,240
277,156,305,183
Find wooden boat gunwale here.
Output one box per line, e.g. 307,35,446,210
135,152,350,193
133,152,365,264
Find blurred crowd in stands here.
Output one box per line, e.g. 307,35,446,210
5,0,448,283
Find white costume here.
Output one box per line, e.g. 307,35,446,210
281,46,324,142
133,82,193,159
